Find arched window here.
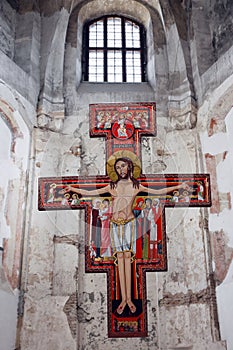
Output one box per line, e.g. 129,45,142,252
82,16,147,83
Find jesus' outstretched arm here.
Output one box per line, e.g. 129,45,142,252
138,182,190,196
63,184,111,197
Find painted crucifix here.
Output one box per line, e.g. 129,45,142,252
38,102,211,338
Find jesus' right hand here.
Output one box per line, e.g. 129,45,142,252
60,185,75,194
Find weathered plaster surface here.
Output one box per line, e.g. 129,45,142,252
21,297,76,350
198,79,233,349
0,84,31,349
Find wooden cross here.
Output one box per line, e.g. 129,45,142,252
38,102,211,338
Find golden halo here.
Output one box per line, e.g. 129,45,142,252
106,150,141,182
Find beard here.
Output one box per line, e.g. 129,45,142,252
118,171,130,179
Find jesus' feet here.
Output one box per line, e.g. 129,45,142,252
127,300,136,313
116,300,127,315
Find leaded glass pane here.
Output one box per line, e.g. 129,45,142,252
89,20,104,47
89,50,104,82
86,16,145,82
125,20,140,48
107,17,122,47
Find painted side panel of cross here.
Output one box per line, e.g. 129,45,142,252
38,102,211,338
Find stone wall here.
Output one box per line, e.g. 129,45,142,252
0,85,32,350
0,1,16,59
197,79,233,350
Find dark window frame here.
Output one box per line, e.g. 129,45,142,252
82,15,147,83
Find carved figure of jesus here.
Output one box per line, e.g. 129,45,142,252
64,156,189,315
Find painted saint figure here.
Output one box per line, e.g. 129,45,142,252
91,199,102,260
172,190,179,202
117,122,128,138
148,198,161,260
133,198,144,259
71,193,80,205
197,181,204,201
64,153,190,315
61,193,70,206
142,197,152,259
47,183,56,203
99,199,112,257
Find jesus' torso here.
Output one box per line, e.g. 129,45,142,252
110,179,139,222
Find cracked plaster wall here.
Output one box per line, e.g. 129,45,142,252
197,76,233,350
0,85,32,349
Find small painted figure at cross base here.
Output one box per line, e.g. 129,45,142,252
63,151,190,315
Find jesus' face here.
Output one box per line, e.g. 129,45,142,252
115,160,129,179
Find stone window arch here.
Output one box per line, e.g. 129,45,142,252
65,0,164,91
82,15,147,83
